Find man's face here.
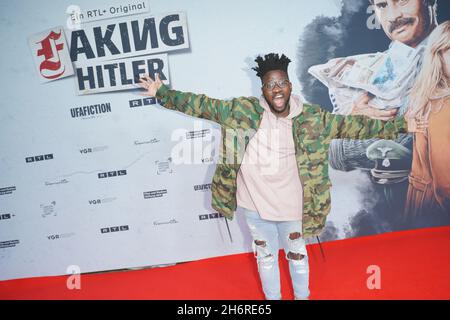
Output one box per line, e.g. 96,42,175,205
373,0,434,47
261,70,292,117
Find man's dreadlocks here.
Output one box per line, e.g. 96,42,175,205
252,53,292,79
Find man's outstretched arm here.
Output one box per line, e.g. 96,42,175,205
322,110,408,140
139,73,234,124
322,93,427,140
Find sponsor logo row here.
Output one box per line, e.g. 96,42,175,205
1,211,223,249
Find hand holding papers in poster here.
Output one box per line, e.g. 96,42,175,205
308,41,425,115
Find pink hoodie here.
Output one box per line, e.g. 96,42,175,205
236,94,304,221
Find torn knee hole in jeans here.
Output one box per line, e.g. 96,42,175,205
286,233,307,260
251,239,268,257
287,250,308,273
254,240,266,247
252,240,275,269
289,232,302,240
253,240,269,258
287,252,305,261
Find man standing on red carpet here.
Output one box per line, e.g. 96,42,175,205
138,54,422,300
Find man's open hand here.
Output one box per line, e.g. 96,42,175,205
138,73,163,97
350,92,398,121
406,116,428,134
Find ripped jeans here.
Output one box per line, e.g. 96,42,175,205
242,207,310,300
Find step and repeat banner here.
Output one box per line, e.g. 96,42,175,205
1,0,449,280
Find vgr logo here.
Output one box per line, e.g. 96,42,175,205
199,213,224,221
89,197,116,205
80,148,92,154
79,145,108,154
26,154,54,163
98,170,127,179
201,157,214,164
100,225,129,234
47,233,75,240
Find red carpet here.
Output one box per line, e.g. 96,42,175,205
1,226,449,300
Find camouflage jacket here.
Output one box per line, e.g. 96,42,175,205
155,84,407,238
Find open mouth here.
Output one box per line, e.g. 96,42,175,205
273,94,285,108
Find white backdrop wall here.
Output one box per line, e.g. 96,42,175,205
0,0,343,280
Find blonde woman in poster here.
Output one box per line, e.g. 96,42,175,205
405,21,450,222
